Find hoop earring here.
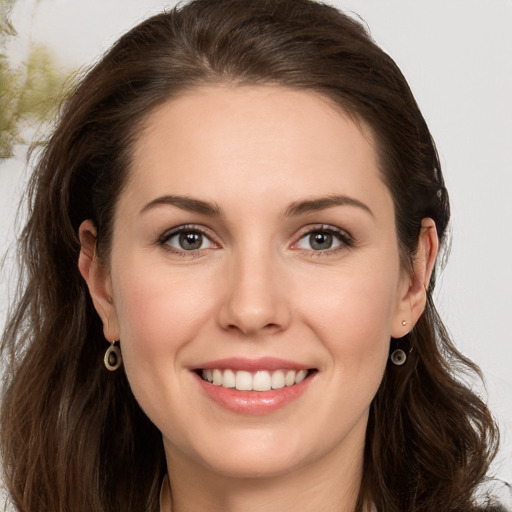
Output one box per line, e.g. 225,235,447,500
104,340,122,371
390,347,407,366
389,336,411,366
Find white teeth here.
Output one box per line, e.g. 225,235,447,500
212,369,222,385
235,370,252,391
223,369,236,388
285,370,295,386
271,370,285,389
253,371,272,391
201,368,310,391
295,369,307,384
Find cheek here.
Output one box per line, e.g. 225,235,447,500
108,259,221,432
110,260,216,370
296,260,400,369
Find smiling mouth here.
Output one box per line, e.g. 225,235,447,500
197,368,317,392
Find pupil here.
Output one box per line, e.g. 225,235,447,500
310,232,332,250
179,232,202,250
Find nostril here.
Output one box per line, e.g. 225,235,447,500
224,321,281,335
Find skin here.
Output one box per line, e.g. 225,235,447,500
79,85,438,512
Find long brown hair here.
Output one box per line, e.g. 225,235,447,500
1,1,501,510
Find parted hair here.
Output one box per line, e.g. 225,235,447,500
0,1,501,511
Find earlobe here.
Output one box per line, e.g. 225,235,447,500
391,218,439,337
78,220,120,340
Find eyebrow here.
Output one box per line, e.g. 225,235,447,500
284,195,374,218
139,193,373,218
140,195,222,216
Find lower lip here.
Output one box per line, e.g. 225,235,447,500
194,372,315,415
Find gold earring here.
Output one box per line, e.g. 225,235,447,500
104,340,122,371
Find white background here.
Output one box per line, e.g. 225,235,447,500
1,0,511,483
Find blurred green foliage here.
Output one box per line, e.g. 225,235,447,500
1,0,69,160
0,0,19,159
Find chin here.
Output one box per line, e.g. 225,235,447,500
166,424,313,480
202,451,306,480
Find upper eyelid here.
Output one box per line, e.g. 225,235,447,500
157,223,353,249
158,225,220,257
291,225,355,254
159,224,216,242
294,224,353,240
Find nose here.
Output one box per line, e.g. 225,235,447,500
216,249,292,336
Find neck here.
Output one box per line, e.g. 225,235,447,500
163,440,365,512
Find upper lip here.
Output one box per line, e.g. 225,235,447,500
192,357,313,372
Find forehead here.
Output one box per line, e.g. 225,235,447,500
123,85,391,216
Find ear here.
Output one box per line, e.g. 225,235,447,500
391,218,439,338
78,220,120,341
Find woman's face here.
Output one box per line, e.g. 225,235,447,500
96,86,415,480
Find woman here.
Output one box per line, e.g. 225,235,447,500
0,0,504,510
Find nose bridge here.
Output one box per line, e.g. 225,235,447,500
218,239,290,335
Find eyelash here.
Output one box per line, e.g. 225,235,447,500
157,223,354,257
293,224,354,256
158,225,217,257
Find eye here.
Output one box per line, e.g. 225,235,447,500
160,226,215,252
299,231,338,251
295,226,352,252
